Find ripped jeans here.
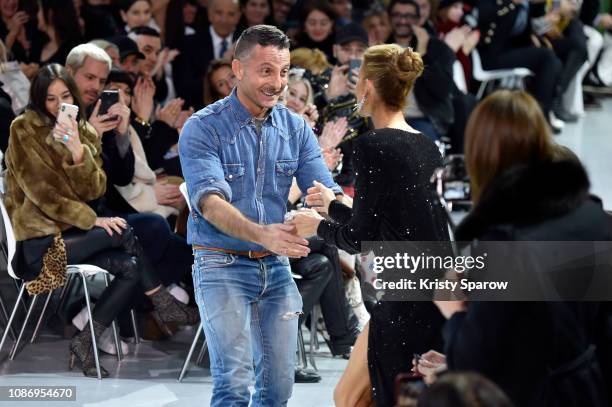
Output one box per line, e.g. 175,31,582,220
192,249,302,407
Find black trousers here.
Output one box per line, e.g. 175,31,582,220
550,18,589,95
63,226,161,326
482,46,562,115
291,239,358,344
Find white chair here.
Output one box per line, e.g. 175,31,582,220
177,183,207,382
471,49,533,100
0,199,123,379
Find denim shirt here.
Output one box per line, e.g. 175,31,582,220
179,88,342,251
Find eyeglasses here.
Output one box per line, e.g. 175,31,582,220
390,12,419,21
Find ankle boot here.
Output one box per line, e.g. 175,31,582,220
149,288,199,336
69,320,110,378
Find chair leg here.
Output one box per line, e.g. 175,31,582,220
178,323,203,382
0,284,26,354
13,279,27,313
476,81,487,100
54,273,73,316
311,306,320,352
0,289,17,341
9,293,38,360
103,274,123,362
30,291,53,343
297,326,308,369
80,272,102,380
308,309,318,371
195,334,208,366
130,309,140,345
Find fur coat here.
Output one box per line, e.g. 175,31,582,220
4,109,106,242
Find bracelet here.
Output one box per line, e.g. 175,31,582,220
134,116,150,127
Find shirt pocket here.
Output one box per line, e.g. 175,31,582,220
222,163,245,201
275,159,298,195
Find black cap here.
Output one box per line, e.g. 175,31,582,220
110,35,145,62
335,22,369,46
438,0,460,9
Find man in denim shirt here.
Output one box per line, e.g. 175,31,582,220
179,25,342,406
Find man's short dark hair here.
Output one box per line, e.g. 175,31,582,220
129,26,161,38
234,25,290,60
388,0,421,18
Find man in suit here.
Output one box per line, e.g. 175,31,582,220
173,0,241,110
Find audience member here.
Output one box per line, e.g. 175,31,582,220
295,1,338,64
203,58,236,106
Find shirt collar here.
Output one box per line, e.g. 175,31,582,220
209,26,233,47
228,88,277,128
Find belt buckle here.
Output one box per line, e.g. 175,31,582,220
248,250,254,259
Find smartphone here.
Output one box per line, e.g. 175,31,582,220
348,59,362,84
98,90,119,117
57,102,79,129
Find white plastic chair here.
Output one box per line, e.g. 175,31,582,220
177,182,207,382
0,199,123,379
471,49,533,100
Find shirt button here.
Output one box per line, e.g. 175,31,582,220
228,175,233,179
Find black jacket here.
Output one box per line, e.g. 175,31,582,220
447,159,611,407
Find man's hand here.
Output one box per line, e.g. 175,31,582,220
88,99,120,136
108,92,131,135
412,350,447,385
325,65,350,100
154,181,184,206
258,223,311,258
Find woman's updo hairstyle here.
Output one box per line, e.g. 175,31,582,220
362,44,424,111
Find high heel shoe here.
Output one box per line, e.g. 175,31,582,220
149,288,199,336
68,320,110,378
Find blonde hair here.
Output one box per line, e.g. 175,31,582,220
465,90,555,202
362,44,424,110
290,47,332,75
287,74,314,108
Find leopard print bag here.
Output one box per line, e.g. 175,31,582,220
24,234,67,295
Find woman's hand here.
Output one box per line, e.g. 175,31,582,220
305,180,337,214
303,103,319,128
52,116,84,164
322,147,343,171
156,98,185,128
175,107,194,132
287,208,324,238
412,350,447,385
88,99,121,136
318,117,347,150
95,217,128,236
131,76,155,121
154,181,184,207
107,91,131,135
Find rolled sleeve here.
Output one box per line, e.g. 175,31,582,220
179,116,232,218
295,119,343,196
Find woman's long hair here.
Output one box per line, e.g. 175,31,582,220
40,0,83,44
203,59,232,106
28,63,85,125
465,90,555,202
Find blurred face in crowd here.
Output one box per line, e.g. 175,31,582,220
271,0,293,25
0,0,18,19
333,40,367,66
365,14,392,44
390,3,419,38
45,79,74,118
121,54,141,75
414,0,430,26
183,1,198,25
285,80,308,114
208,0,241,38
331,0,351,21
243,0,269,26
121,0,152,29
210,64,236,97
106,81,132,106
105,46,120,66
135,33,161,76
68,57,109,107
444,2,464,23
304,9,333,43
233,44,290,116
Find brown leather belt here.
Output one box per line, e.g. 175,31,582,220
193,245,273,259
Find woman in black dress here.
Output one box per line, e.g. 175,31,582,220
289,44,450,406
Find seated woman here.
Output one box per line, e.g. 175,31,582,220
289,44,451,407
417,90,610,407
203,59,236,107
3,64,198,377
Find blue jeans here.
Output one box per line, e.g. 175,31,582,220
192,249,303,407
